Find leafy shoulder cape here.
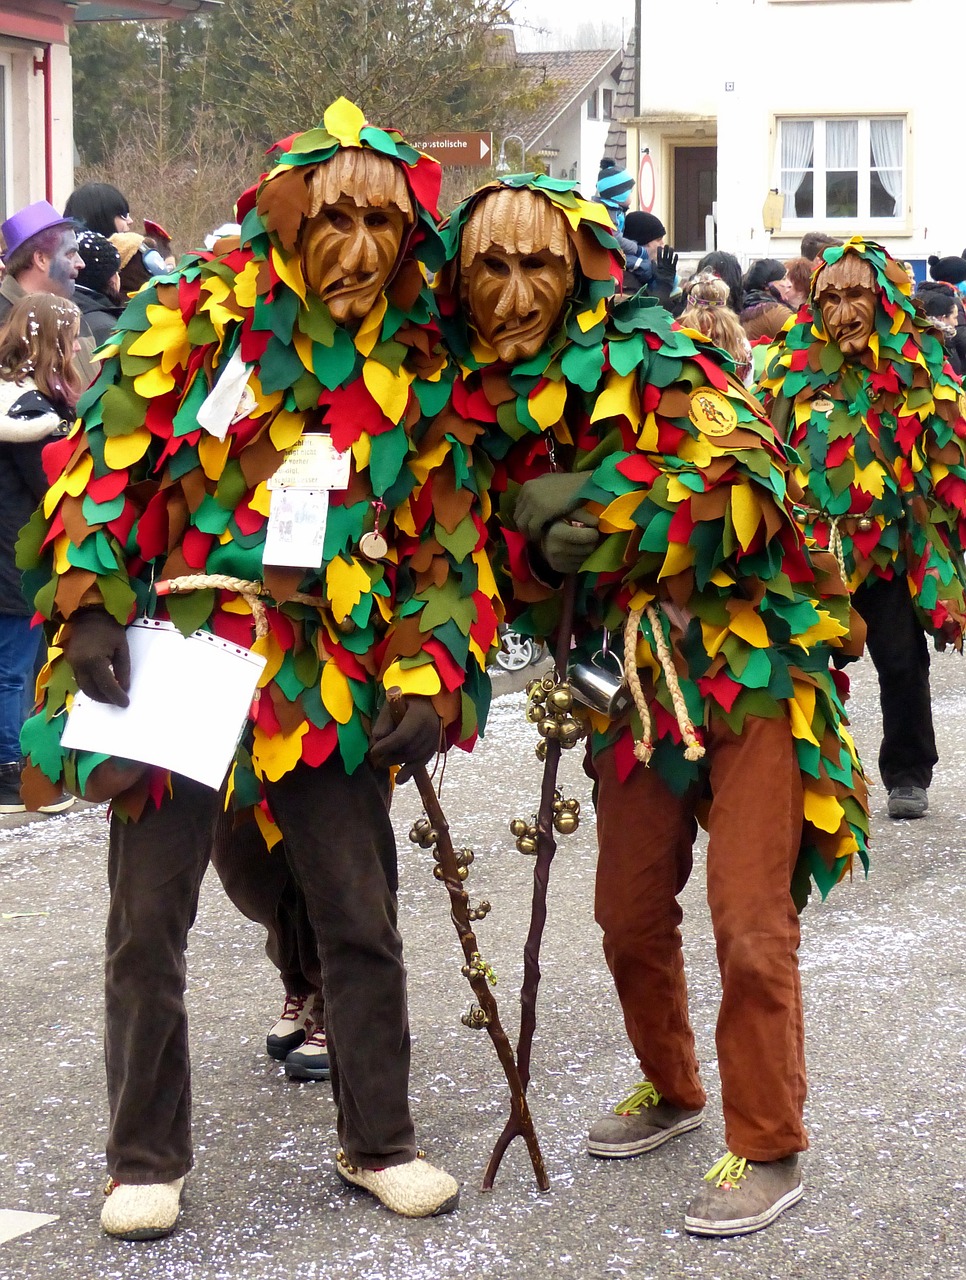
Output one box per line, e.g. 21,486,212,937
759,236,966,642
18,99,500,837
437,176,869,907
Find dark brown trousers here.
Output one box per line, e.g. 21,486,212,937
104,757,416,1183
592,713,808,1162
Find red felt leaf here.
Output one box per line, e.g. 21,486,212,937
107,503,137,547
468,593,499,653
182,525,213,569
87,470,129,502
452,377,497,423
41,434,79,484
613,727,640,783
657,420,686,454
615,454,661,485
642,382,661,413
322,380,391,451
136,492,169,560
825,436,852,469
330,643,369,683
692,354,729,390
697,668,741,712
301,720,338,768
233,501,265,536
422,637,466,692
40,510,65,551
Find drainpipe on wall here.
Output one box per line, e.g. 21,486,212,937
32,46,53,204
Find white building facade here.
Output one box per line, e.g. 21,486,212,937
626,0,957,271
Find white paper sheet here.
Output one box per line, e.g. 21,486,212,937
60,619,267,789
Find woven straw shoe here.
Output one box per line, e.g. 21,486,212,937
101,1176,185,1240
336,1150,459,1217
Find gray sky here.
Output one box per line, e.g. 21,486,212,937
512,0,634,49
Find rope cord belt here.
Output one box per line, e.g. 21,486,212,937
156,574,327,640
623,604,706,765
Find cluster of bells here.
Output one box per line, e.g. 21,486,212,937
794,510,874,532
524,674,586,761
509,789,581,853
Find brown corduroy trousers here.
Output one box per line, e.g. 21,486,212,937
592,713,809,1162
104,757,416,1183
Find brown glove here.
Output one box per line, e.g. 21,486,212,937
369,694,442,783
62,608,131,707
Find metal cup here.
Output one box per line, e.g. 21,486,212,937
568,651,632,719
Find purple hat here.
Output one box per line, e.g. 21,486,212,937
1,201,74,259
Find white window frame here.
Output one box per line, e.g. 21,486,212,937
602,87,614,121
0,54,10,223
775,114,906,232
586,89,599,120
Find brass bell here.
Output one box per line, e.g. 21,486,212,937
525,702,544,724
408,825,421,845
535,740,548,761
432,864,445,880
517,836,537,855
468,899,491,920
461,1003,489,1029
563,797,580,815
538,718,560,739
554,811,579,835
857,517,873,532
558,721,582,748
525,678,544,699
461,963,481,980
454,847,474,867
509,817,528,837
549,685,573,712
541,674,557,693
457,865,469,880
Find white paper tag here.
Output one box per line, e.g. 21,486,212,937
268,434,351,492
195,346,253,440
262,488,328,567
60,619,267,790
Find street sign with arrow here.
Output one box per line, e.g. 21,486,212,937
410,133,493,167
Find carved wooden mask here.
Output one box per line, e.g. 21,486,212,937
814,255,877,357
300,148,414,324
460,187,576,361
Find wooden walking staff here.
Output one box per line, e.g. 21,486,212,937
484,574,579,1190
386,688,549,1192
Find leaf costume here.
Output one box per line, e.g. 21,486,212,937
17,99,500,836
759,237,966,644
437,176,868,905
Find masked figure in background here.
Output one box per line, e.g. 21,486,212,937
434,175,869,1237
761,238,966,821
18,99,498,1238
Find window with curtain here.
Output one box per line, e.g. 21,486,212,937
776,116,904,223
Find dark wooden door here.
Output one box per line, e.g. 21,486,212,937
673,145,717,252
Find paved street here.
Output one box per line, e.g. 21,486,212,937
1,652,965,1279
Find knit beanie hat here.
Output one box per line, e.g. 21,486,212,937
596,158,635,205
929,254,966,285
76,231,120,294
109,232,145,271
624,210,666,245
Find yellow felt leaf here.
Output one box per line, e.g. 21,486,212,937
658,541,695,579
234,260,260,310
410,436,448,487
890,307,904,336
127,303,187,362
63,453,94,497
529,379,567,429
253,801,284,850
934,382,956,402
677,433,714,468
133,363,175,398
354,295,388,357
382,659,442,697
665,475,693,506
627,585,656,611
200,276,242,331
710,567,735,587
803,786,844,834
598,490,643,534
727,603,769,647
635,412,660,451
271,247,306,305
269,409,305,452
321,660,354,724
786,693,820,746
104,427,151,470
791,679,815,722
731,483,762,551
52,532,71,574
853,461,886,499
576,297,608,334
351,432,372,473
394,499,416,537
323,96,365,147
250,482,272,517
591,371,641,427
474,548,499,603
363,359,413,424
326,555,372,623
252,721,308,782
795,609,848,648
469,634,490,670
221,596,254,615
700,619,728,659
199,432,231,481
252,629,284,685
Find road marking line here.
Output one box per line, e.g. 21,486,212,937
0,1210,59,1245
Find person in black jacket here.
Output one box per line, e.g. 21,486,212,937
0,294,81,813
74,231,124,347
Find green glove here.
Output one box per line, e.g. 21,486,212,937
540,509,600,574
514,472,587,542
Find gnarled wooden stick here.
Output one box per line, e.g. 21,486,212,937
386,689,548,1192
483,574,577,1189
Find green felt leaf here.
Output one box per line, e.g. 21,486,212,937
337,714,370,775
166,589,215,636
368,428,410,497
98,574,137,624
259,335,305,392
561,342,605,391
20,710,66,781
299,295,336,347
101,383,148,436
608,334,646,378
214,460,249,511
316,328,357,391
435,514,480,563
82,493,126,525
187,313,218,347
173,374,209,438
15,506,48,571
192,495,232,536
